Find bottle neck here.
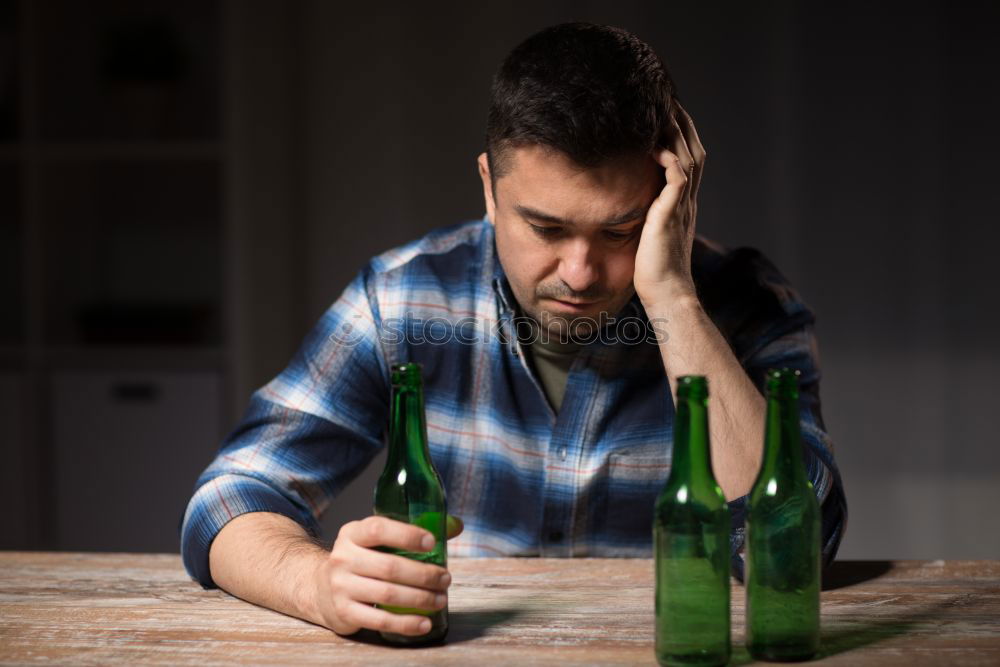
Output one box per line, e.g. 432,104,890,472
760,392,807,479
388,381,430,467
672,393,713,488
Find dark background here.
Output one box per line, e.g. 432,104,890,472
1,0,998,560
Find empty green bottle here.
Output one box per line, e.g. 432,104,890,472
654,376,731,666
373,362,448,645
745,368,821,661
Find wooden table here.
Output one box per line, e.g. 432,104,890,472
1,553,998,665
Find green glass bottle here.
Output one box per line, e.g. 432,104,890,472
373,362,448,645
745,368,821,661
654,376,731,667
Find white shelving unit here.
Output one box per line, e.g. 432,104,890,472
2,0,305,553
0,0,231,552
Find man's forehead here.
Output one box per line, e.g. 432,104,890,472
503,144,651,175
513,202,650,227
497,145,659,222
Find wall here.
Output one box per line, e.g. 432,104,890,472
238,1,1000,560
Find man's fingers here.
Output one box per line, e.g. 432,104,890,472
446,514,464,540
343,572,447,612
655,149,688,190
649,149,687,222
672,100,706,199
344,516,434,552
340,599,433,637
669,111,695,178
669,113,695,208
673,100,706,163
327,516,451,637
349,547,451,591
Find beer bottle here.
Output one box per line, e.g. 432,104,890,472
654,375,731,666
373,362,448,644
745,368,821,660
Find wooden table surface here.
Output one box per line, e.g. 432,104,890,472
1,553,998,665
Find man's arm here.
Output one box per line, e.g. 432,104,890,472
181,266,457,636
180,265,390,589
646,293,765,500
633,102,762,499
633,102,847,572
209,512,326,624
209,511,453,637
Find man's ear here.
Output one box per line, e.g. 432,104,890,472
477,152,496,225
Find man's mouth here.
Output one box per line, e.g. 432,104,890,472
548,298,599,312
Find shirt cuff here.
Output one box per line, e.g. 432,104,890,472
726,443,847,582
179,473,321,589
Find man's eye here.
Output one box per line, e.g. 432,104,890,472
604,229,636,242
530,224,561,238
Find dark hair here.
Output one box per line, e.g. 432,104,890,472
486,22,675,187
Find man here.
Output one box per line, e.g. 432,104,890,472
181,22,846,639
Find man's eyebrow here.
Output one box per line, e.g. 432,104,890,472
514,204,648,227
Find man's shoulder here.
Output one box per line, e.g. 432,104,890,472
359,218,495,321
369,218,490,278
691,235,815,344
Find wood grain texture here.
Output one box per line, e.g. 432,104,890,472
1,554,998,665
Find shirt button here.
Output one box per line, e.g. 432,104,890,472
549,530,564,542
559,447,567,461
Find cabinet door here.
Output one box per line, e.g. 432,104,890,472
51,370,222,552
0,372,29,548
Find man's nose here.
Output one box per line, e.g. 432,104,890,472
557,238,600,295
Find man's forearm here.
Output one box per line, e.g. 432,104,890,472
647,293,765,500
209,511,328,625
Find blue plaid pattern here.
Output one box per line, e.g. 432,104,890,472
180,217,847,588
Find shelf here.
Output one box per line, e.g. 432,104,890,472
0,161,21,346
0,345,27,368
36,0,221,143
0,344,226,372
0,0,16,143
42,344,227,371
1,143,223,161
35,141,223,161
39,159,223,347
3,0,231,553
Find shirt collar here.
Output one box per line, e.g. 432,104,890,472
483,218,519,316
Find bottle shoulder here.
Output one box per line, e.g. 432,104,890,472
374,460,447,507
655,484,730,525
746,477,820,517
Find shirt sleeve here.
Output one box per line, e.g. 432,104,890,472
726,320,849,582
179,266,390,589
692,244,847,582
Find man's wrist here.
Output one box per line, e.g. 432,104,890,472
210,511,331,628
640,284,701,323
289,542,329,627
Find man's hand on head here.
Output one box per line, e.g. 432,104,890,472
633,101,706,311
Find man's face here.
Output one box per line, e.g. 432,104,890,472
477,145,662,338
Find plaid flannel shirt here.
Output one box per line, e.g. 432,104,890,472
180,217,847,588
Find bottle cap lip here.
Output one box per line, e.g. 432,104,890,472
765,367,800,397
676,375,709,399
391,362,424,386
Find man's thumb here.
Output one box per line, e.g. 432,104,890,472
446,514,464,540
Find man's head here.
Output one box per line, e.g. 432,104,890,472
478,23,676,339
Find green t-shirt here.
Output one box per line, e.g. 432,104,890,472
524,335,580,413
